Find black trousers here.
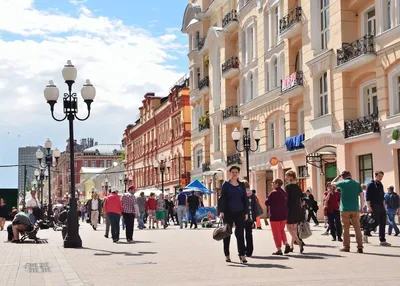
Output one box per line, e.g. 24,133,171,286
168,211,175,224
372,204,387,242
307,210,319,224
108,212,121,241
189,209,197,228
122,213,135,241
244,220,253,256
223,211,245,256
328,210,342,239
7,224,13,241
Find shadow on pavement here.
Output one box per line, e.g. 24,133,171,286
250,255,289,260
228,262,291,269
363,252,400,258
305,244,338,248
82,247,157,257
285,252,343,260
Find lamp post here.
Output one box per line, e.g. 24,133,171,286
36,139,61,217
43,60,96,248
154,154,171,195
231,116,261,182
104,178,109,192
34,168,48,209
120,174,128,192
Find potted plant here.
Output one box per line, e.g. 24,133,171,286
204,56,210,68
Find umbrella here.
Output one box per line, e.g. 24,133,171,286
182,180,213,195
134,188,162,198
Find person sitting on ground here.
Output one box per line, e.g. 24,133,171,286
10,207,41,242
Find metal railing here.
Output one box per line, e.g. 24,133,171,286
222,57,239,75
281,71,303,93
222,105,239,120
227,153,241,166
344,113,380,138
337,35,375,66
222,10,238,28
198,76,210,91
279,6,302,35
198,37,206,50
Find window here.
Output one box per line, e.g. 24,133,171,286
264,12,270,51
250,73,254,100
298,166,308,192
91,160,96,167
320,0,330,50
388,0,392,30
196,68,200,89
279,118,286,146
214,124,221,152
359,154,373,184
83,160,88,167
366,9,376,35
363,85,378,115
242,30,247,64
275,6,279,36
273,58,278,88
319,72,328,116
106,160,112,168
265,61,269,92
268,121,275,149
249,27,254,61
100,161,104,168
298,108,305,134
387,65,400,115
195,31,200,48
196,148,203,169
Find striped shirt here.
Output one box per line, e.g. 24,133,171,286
121,193,138,214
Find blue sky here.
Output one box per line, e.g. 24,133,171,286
0,0,189,188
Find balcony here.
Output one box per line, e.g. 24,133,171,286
198,37,206,51
222,57,239,79
202,163,211,172
335,35,376,73
281,71,304,99
279,6,302,39
222,10,238,33
198,113,210,134
285,134,305,152
227,153,241,166
198,76,210,96
222,105,240,124
344,113,380,139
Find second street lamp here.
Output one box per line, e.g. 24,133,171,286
36,139,61,217
34,168,48,209
231,116,261,181
120,174,128,192
154,154,171,195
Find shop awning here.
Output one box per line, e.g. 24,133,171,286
183,180,213,195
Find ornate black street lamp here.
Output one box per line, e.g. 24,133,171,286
120,174,128,192
43,60,96,248
231,116,261,181
36,139,60,217
34,167,48,209
153,154,171,195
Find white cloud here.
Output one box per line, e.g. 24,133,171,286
70,0,88,5
0,0,187,187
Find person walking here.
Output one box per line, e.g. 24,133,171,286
87,193,101,230
325,184,342,242
0,198,7,230
80,203,86,223
104,189,122,243
219,166,248,264
146,193,157,229
285,170,304,254
265,179,290,255
366,170,391,246
26,190,40,224
243,182,260,257
384,186,400,236
187,191,200,229
121,186,140,243
332,171,364,253
136,192,147,229
305,189,319,226
156,194,166,229
176,188,188,228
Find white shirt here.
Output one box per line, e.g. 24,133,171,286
91,199,99,211
26,197,39,213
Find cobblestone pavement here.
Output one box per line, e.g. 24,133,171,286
0,221,399,286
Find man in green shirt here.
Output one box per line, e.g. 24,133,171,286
332,170,364,253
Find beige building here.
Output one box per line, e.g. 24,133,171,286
183,0,400,214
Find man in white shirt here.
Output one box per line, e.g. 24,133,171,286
87,193,100,230
26,190,39,224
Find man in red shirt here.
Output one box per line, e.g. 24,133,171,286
325,184,342,242
104,189,122,242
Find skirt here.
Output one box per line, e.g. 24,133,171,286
156,210,165,220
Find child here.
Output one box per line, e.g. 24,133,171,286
146,193,157,229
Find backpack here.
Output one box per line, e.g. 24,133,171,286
388,193,400,209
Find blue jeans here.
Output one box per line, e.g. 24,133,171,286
387,212,399,235
138,211,145,229
29,213,37,225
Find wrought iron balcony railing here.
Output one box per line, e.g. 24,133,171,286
222,10,238,28
202,163,211,172
198,76,210,91
337,35,375,66
281,71,303,93
227,153,241,166
279,6,302,35
222,105,239,120
344,113,380,139
222,57,239,74
198,37,206,50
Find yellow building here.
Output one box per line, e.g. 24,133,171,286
183,0,400,214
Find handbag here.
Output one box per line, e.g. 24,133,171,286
213,220,232,241
298,221,312,239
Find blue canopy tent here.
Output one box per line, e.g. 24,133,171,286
182,179,213,195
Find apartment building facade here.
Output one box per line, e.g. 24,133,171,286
123,77,192,195
183,0,400,212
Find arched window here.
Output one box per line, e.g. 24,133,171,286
273,57,278,88
250,73,254,100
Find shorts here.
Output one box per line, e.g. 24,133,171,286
156,210,165,220
148,210,156,218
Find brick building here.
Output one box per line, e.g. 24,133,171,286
124,76,192,195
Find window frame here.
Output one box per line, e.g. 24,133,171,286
195,148,203,169
268,121,276,149
298,107,305,134
359,154,373,184
319,72,329,116
320,0,330,50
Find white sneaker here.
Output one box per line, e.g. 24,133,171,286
380,241,391,246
